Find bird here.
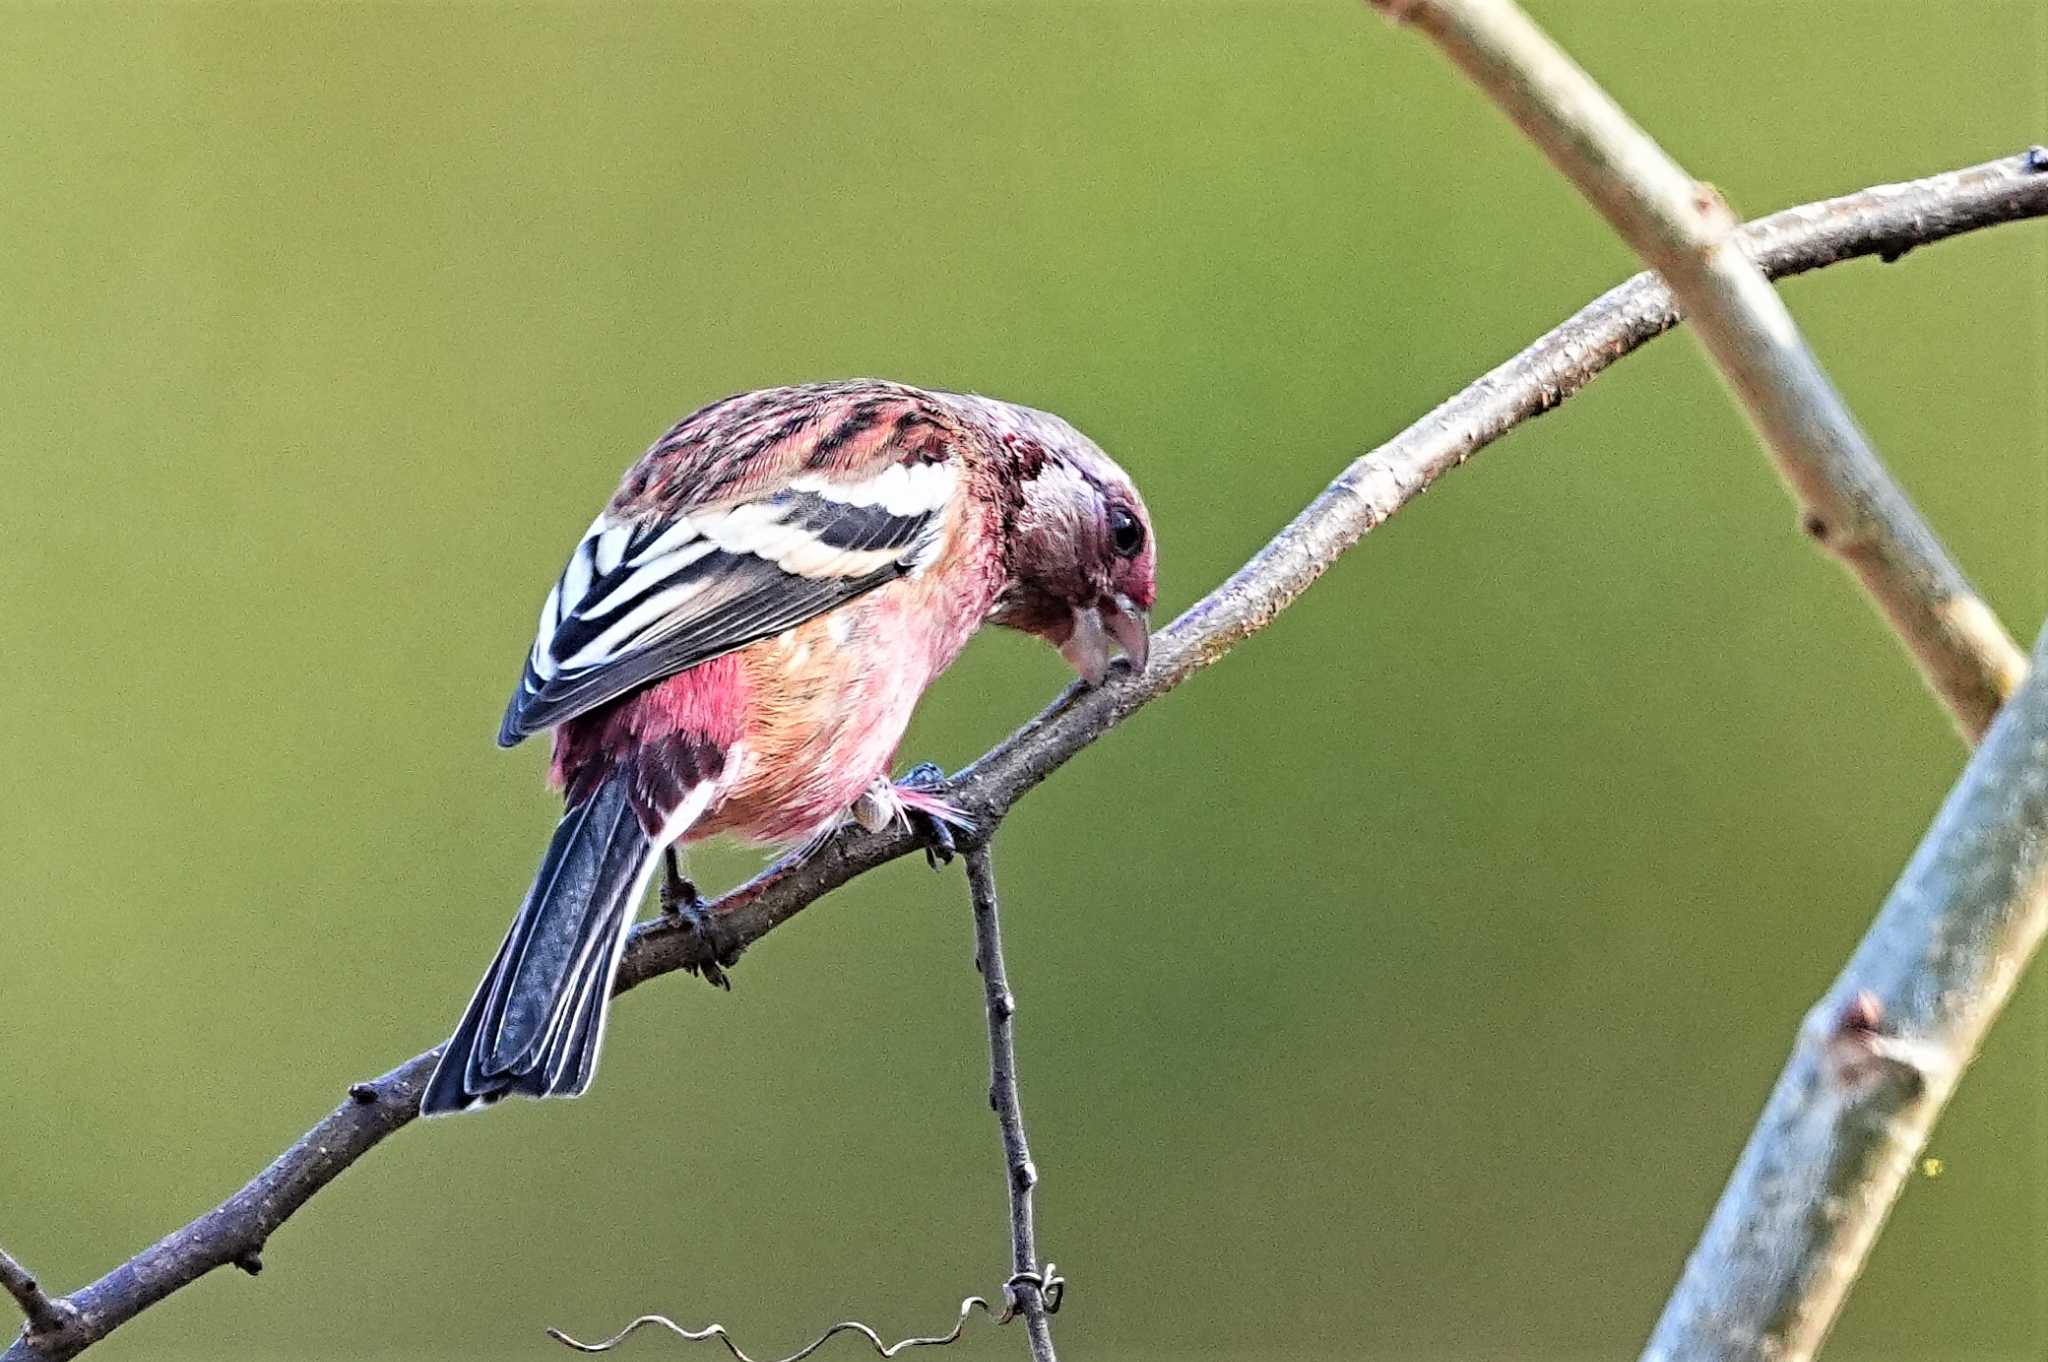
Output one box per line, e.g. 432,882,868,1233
420,379,1157,1116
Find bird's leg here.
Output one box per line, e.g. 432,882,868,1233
660,847,734,991
658,847,703,916
893,762,976,869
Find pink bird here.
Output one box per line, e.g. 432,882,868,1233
421,380,1157,1115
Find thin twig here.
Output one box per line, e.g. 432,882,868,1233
551,844,1062,1362
965,845,1060,1362
1642,619,2048,1362
0,1248,77,1350
1369,0,2029,741
6,153,2044,1362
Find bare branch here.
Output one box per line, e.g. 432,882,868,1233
965,845,1061,1361
6,152,2043,1362
1642,619,2048,1361
1368,0,2030,740
0,1248,78,1352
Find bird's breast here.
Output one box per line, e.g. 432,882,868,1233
692,560,994,846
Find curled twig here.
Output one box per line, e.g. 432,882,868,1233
998,1268,1062,1320
547,1290,1018,1360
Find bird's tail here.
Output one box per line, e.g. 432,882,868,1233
421,772,696,1116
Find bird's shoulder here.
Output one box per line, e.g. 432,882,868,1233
609,380,982,520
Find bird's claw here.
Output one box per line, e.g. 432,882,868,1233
899,761,948,792
680,914,738,991
918,812,958,869
661,848,736,990
896,763,974,870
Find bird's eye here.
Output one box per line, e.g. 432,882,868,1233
1108,506,1145,558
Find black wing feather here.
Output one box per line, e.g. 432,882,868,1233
498,483,944,746
499,556,903,744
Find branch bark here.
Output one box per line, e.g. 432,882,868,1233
965,845,1059,1362
7,151,2044,1362
1642,618,2048,1361
1369,0,2030,741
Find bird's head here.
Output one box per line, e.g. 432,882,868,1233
947,395,1157,685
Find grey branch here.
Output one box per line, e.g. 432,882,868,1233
1643,619,2048,1361
0,1249,76,1351
1369,0,2029,741
965,845,1061,1362
6,152,2044,1362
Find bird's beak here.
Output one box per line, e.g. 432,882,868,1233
1059,595,1151,685
1106,593,1151,674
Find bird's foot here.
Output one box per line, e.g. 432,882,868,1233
898,762,977,868
661,848,735,990
658,848,706,916
849,762,975,869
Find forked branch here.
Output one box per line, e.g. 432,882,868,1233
1370,0,2030,740
1364,0,2048,1351
7,151,2045,1362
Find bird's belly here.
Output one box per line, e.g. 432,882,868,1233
691,598,955,846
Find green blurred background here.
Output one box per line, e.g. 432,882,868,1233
3,2,2044,1359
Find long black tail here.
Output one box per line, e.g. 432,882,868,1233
421,775,658,1116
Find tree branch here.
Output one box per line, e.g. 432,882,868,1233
1369,0,2030,741
7,151,2044,1362
1642,618,2048,1361
964,844,1060,1362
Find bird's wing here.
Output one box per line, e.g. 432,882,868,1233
499,451,957,746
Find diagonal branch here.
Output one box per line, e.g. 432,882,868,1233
6,151,2044,1362
1369,0,2030,741
1642,618,2048,1362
